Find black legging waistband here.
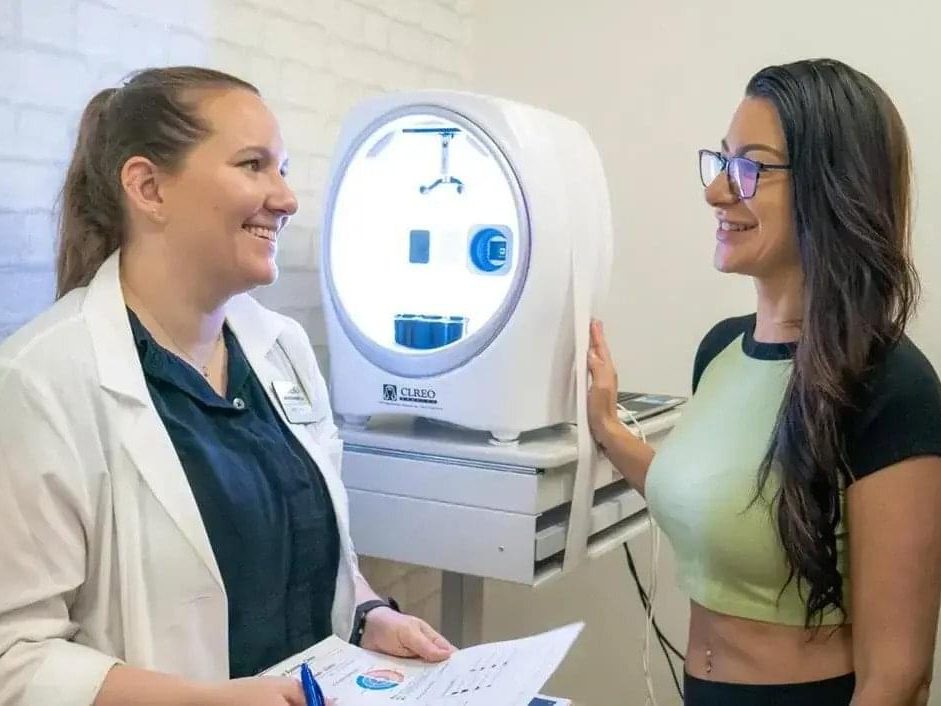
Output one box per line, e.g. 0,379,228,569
683,671,855,706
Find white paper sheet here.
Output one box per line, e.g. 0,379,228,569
262,622,583,705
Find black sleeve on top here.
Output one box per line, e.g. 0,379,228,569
691,314,756,394
844,336,941,482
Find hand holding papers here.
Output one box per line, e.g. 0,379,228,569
263,623,583,706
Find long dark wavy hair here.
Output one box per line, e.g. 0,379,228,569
747,59,919,628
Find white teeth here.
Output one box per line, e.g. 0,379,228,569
720,222,752,232
244,225,275,240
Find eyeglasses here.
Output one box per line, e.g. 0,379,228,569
698,149,790,200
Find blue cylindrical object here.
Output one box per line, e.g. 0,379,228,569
427,316,447,348
395,314,467,350
446,316,466,344
394,314,416,348
411,319,432,349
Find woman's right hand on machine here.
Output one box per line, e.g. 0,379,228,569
586,320,656,493
587,319,621,447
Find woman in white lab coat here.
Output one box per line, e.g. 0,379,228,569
0,67,453,706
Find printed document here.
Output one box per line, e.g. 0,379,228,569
262,622,583,705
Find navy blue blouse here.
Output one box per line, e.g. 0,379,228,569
128,310,340,677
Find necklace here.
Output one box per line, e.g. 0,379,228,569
125,292,225,380
162,326,225,379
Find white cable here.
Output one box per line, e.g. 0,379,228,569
619,405,661,706
616,404,646,444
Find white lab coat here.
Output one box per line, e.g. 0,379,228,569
0,252,359,706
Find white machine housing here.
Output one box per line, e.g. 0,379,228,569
321,90,612,441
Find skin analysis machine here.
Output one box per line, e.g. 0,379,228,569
320,90,679,646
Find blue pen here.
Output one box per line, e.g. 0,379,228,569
300,662,326,706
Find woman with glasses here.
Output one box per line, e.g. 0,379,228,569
587,59,941,705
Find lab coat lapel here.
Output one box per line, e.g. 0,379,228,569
120,405,224,591
225,298,347,526
227,295,358,637
83,252,224,591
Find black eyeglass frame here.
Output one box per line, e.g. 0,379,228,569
698,149,790,200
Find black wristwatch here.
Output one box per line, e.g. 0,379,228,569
349,597,400,646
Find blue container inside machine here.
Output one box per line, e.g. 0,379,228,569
394,314,468,350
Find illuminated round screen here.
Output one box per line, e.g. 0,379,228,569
323,107,530,377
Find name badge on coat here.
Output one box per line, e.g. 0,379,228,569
271,381,318,424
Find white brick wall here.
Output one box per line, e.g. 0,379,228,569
0,0,474,618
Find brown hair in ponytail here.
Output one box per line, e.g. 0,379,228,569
56,67,258,298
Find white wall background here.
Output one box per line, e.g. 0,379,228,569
0,0,472,367
472,0,941,397
471,2,941,704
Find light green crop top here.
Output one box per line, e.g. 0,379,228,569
645,323,849,626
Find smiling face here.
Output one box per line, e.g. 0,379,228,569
704,97,799,279
157,88,298,295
